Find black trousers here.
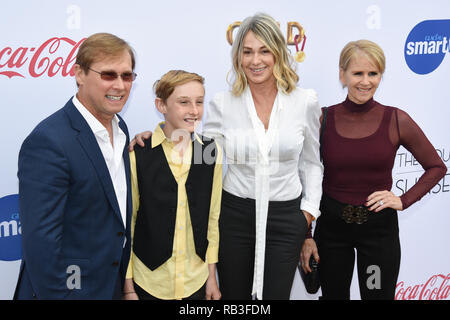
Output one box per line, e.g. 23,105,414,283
314,194,401,300
217,190,307,300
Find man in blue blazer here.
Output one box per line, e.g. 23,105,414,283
14,33,136,299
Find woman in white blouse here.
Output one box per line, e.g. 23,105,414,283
131,13,323,300
203,13,323,300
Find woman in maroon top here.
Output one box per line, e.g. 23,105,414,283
300,40,447,300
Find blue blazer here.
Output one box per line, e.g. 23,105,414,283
14,98,132,299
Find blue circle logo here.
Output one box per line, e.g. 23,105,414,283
404,19,450,75
0,194,22,261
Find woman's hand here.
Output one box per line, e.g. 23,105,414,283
128,131,152,152
302,210,313,228
366,190,403,212
300,238,320,273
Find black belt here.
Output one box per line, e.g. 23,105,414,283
341,204,369,224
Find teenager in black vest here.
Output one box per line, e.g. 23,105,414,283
123,70,223,300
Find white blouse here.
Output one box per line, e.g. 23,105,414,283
203,86,323,299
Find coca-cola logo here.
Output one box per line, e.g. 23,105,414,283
0,37,85,79
396,273,450,300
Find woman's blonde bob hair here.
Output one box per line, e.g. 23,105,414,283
229,13,299,96
339,39,386,74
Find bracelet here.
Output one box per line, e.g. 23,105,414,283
123,291,136,295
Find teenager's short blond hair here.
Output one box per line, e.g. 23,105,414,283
75,33,135,73
230,13,299,96
153,70,205,103
339,39,386,74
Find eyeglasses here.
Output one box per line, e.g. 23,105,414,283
88,67,137,82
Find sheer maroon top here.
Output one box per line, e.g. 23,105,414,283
321,96,447,210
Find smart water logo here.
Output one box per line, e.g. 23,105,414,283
0,194,22,261
404,19,450,74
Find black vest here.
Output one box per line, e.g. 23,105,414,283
132,135,217,270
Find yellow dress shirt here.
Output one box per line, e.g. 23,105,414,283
126,122,222,300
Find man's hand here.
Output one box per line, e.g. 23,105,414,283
128,131,152,151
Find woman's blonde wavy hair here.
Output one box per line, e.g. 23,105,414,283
229,13,299,96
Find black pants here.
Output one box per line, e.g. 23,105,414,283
314,194,401,300
134,282,206,300
217,190,307,300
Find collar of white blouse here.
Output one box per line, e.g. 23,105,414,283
244,86,282,165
